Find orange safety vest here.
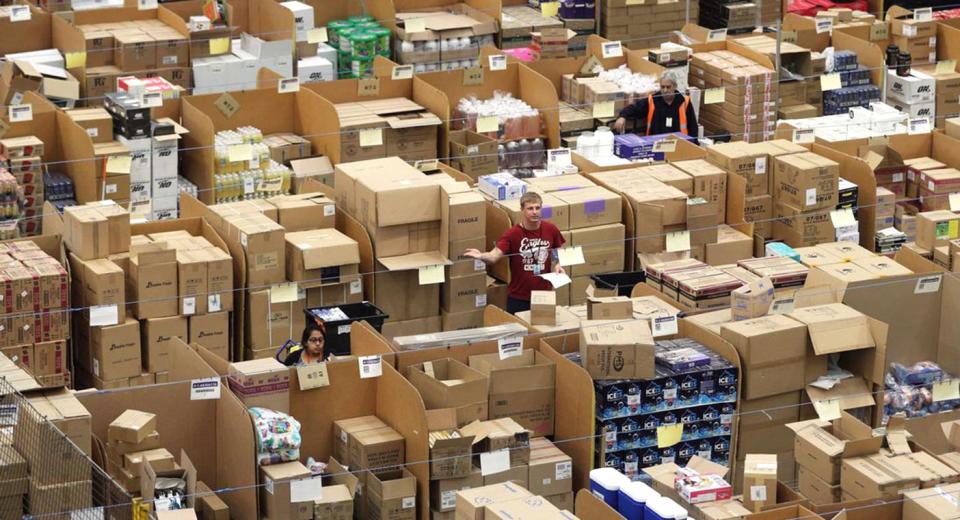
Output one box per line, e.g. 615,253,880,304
646,93,689,136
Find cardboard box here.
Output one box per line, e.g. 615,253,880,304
842,454,920,500
916,210,960,250
364,469,417,520
333,416,387,464
407,359,488,427
189,312,230,361
468,350,556,437
141,316,186,373
285,229,360,282
269,193,335,233
128,243,179,319
430,468,482,512
586,296,633,320
461,418,531,467
108,410,156,444
76,257,125,307
90,317,142,381
124,448,175,476
259,462,311,520
313,483,352,520
528,438,573,497
530,290,557,326
227,358,291,413
787,303,877,360
773,153,839,211
351,426,405,473
196,481,230,520
201,247,233,313
425,409,474,481
176,249,207,316
579,319,655,380
730,277,775,322
552,186,622,229
455,482,533,520
449,130,498,178
788,412,882,484
742,454,778,512
442,273,487,314
707,142,769,195
903,482,960,520
63,206,109,260
246,289,306,352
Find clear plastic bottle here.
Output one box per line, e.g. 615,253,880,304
595,126,614,159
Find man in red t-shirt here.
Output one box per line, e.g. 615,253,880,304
464,191,565,314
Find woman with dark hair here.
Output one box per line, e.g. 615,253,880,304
283,321,327,366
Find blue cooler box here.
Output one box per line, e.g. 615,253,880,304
590,468,631,509
646,496,688,520
618,481,660,520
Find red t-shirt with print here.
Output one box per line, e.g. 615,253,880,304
496,222,565,301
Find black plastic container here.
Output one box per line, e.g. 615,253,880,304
590,271,647,297
304,302,389,356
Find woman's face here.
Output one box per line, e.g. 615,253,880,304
305,330,325,356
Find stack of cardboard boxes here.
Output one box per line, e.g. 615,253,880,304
103,409,172,494
771,152,841,248
441,184,488,331
890,15,937,67
11,388,94,516
500,6,564,50
914,64,960,130
886,69,936,126
334,98,441,164
691,51,777,143
0,136,45,236
0,241,70,387
332,415,416,519
735,36,824,119
601,0,696,47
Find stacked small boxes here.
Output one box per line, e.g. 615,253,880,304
0,442,27,520
441,184,487,331
104,410,172,494
104,92,184,220
426,412,479,518
501,6,564,50
771,152,841,247
691,51,777,143
643,259,744,310
594,340,738,480
0,136,44,237
0,241,70,388
393,4,498,72
601,0,696,46
915,65,960,129
885,69,935,124
823,51,881,116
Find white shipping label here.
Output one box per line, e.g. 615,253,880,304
556,461,572,480
402,497,415,509
915,275,942,294
265,477,275,495
208,294,222,313
480,449,510,476
190,377,221,400
476,294,487,307
338,324,352,335
806,189,817,207
89,304,119,327
324,205,335,217
652,315,678,337
183,297,196,315
290,478,323,503
358,355,382,378
474,259,486,271
755,157,767,174
498,336,523,360
750,486,767,501
350,280,362,294
441,490,457,510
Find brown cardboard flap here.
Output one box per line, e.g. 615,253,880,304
291,156,334,177
426,408,458,431
941,420,960,450
792,305,877,355
687,455,730,477
805,378,875,412
378,251,451,271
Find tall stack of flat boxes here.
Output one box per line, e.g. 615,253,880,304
890,16,936,67
601,0,696,47
0,241,70,387
691,51,777,143
441,184,487,331
335,157,451,336
914,64,960,129
11,389,94,516
589,169,685,257
771,152,840,248
735,36,824,119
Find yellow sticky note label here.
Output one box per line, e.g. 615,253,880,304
65,51,87,69
625,0,643,5
476,116,499,134
813,399,841,421
307,27,328,44
359,128,383,147
209,37,230,55
228,144,252,163
105,155,132,174
270,282,299,303
656,423,683,448
949,220,958,239
666,231,690,252
932,380,960,402
418,264,445,285
593,101,614,119
821,73,842,91
297,363,330,390
405,18,426,33
937,60,957,74
949,193,960,212
541,1,559,17
704,87,725,104
557,246,585,267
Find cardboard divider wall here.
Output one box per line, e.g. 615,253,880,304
76,337,258,520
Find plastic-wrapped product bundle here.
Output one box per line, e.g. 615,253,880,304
883,362,959,421
250,407,303,465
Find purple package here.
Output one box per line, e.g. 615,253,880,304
583,199,606,214
614,133,648,160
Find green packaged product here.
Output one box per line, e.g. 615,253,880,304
370,27,391,55
350,31,377,58
351,57,374,78
327,20,352,48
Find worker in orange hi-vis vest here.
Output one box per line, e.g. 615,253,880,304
612,70,698,137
